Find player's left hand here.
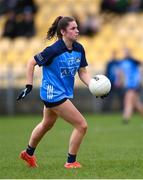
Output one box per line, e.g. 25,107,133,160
100,93,109,99
96,93,109,99
17,84,33,101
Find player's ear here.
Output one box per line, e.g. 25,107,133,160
61,29,65,36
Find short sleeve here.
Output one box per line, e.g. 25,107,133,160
34,46,55,66
80,46,88,68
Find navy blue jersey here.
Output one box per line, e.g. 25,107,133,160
105,59,120,86
34,39,88,102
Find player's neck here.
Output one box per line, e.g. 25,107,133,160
63,38,73,50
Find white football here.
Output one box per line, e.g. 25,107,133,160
89,75,111,96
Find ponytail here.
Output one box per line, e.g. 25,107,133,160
46,16,75,40
46,16,63,40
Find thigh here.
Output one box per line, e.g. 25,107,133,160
125,90,139,111
134,93,143,108
51,100,87,127
42,106,58,127
124,90,134,104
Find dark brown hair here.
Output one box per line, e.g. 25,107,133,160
46,16,75,40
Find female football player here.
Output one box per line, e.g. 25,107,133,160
17,16,92,168
119,48,143,123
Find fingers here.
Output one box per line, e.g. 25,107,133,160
16,91,25,101
96,93,109,99
16,88,29,101
16,85,32,101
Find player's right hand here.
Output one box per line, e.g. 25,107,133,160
17,84,33,101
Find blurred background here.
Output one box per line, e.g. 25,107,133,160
1,0,143,115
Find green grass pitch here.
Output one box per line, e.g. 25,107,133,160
0,113,143,178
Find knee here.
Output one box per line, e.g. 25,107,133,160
79,122,88,135
41,121,54,132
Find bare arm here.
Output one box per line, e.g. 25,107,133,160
26,58,37,85
17,58,37,100
78,67,92,87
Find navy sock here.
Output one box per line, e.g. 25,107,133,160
26,145,35,156
67,153,76,163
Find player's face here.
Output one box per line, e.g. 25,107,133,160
63,21,79,41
